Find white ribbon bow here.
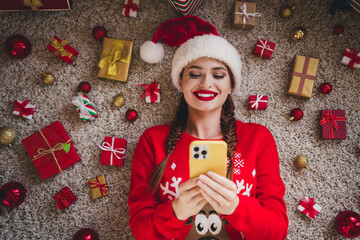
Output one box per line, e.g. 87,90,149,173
235,2,261,30
97,138,126,165
250,95,267,110
257,38,274,58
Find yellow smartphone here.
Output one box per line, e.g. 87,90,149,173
189,140,228,178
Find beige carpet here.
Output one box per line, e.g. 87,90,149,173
0,0,359,239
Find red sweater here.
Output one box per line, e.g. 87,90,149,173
128,121,288,240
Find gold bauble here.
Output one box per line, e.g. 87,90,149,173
41,72,55,85
0,126,16,145
294,155,309,170
280,5,295,18
292,27,307,41
113,93,126,108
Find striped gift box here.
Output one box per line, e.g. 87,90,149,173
349,0,360,14
166,0,204,15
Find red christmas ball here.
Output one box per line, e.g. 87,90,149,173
333,24,344,35
78,81,91,93
335,211,360,238
5,35,32,59
126,109,138,122
319,82,333,94
72,228,99,240
289,108,303,121
92,26,108,41
0,181,27,208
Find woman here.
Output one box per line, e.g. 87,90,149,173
128,16,288,240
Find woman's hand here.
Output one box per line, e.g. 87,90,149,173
197,171,239,215
171,177,208,221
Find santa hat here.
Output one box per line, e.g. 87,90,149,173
140,16,242,93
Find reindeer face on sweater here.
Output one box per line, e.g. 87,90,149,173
185,204,230,240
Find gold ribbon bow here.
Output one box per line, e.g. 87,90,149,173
98,40,131,76
50,38,72,58
24,0,43,10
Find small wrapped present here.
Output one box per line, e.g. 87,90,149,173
297,196,321,220
349,0,360,14
13,100,36,119
72,92,99,122
47,36,78,64
97,37,133,83
166,0,205,15
22,121,81,180
122,0,139,18
233,2,261,30
138,81,160,103
53,186,77,210
288,55,319,99
320,110,346,140
254,38,275,59
0,0,70,11
341,48,360,70
88,175,109,199
98,136,127,167
249,95,268,110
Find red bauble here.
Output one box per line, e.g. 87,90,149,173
5,35,32,59
333,24,344,35
92,26,108,41
72,228,99,240
319,82,333,94
289,108,303,121
78,81,91,93
335,211,360,238
0,181,27,208
126,109,138,122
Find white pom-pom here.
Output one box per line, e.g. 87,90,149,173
140,41,164,64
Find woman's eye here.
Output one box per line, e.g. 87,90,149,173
214,75,225,79
190,73,201,78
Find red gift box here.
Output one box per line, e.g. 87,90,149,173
53,186,77,210
253,38,275,59
0,0,71,11
138,81,160,103
320,110,346,139
47,36,78,64
297,196,321,220
249,94,268,110
22,121,81,180
98,137,127,167
13,100,36,120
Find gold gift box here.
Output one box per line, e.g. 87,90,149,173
97,37,133,83
88,175,109,199
233,2,258,30
288,55,319,99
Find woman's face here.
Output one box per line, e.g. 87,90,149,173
180,57,233,113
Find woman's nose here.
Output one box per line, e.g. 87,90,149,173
199,74,213,88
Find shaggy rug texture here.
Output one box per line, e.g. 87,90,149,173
0,0,359,239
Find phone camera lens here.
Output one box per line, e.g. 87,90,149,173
201,150,207,155
194,154,199,159
194,147,199,152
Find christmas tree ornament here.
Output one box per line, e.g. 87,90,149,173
291,27,307,41
0,126,16,146
92,26,108,41
279,5,296,18
294,155,309,169
5,34,32,59
113,93,126,108
333,24,344,36
0,181,27,208
77,81,91,93
319,82,333,95
72,228,99,240
125,109,138,122
335,210,360,238
41,72,55,85
289,108,304,121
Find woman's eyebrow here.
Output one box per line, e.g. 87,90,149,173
188,65,202,69
212,67,226,71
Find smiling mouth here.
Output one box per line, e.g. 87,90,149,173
193,91,218,101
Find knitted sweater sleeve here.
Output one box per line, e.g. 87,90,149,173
127,128,185,240
225,125,288,240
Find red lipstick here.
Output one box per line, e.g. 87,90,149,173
193,90,218,101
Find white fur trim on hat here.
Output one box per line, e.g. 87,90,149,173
171,34,242,94
140,41,165,64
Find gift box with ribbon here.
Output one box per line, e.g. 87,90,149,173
288,55,319,99
88,175,109,199
22,121,81,180
98,137,127,167
138,81,160,103
13,100,36,120
0,0,70,11
47,36,78,64
72,92,99,122
97,37,133,82
122,0,139,18
166,0,205,16
320,110,346,140
249,94,268,110
297,196,321,220
254,38,275,59
341,48,360,71
233,2,261,30
53,186,77,210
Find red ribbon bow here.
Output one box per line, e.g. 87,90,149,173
88,177,108,196
320,110,346,139
53,188,75,209
344,48,360,71
14,100,35,116
300,197,318,219
138,81,160,103
123,0,138,16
